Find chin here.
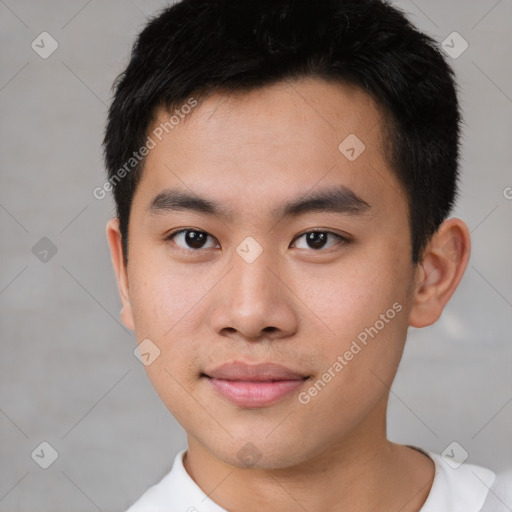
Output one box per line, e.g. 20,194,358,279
204,434,315,470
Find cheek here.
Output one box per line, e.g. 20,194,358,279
299,263,398,333
127,258,207,414
295,268,408,430
127,251,214,381
128,249,203,337
296,257,409,374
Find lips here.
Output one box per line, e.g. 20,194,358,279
204,361,308,381
202,362,310,407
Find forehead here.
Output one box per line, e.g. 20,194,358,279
134,77,406,222
153,78,388,156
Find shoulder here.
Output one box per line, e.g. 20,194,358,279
480,468,512,512
123,465,176,512
408,445,501,512
123,449,227,512
123,450,186,512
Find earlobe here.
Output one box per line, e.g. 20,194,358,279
106,218,135,331
408,218,471,328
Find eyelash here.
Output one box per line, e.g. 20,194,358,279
164,228,349,252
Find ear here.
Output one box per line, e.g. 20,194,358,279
408,218,471,328
106,218,135,331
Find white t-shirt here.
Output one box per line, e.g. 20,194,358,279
125,446,512,512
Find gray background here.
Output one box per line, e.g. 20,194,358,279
1,0,511,510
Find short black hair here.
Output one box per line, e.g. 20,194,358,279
103,0,462,266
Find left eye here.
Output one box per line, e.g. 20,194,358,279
291,231,345,250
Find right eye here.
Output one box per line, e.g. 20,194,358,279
165,229,219,251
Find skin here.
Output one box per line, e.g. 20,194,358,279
106,77,471,512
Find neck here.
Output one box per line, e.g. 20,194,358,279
183,398,435,512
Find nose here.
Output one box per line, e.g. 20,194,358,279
209,248,300,342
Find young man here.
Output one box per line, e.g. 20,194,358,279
103,0,511,510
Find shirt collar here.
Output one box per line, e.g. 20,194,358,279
411,446,495,512
126,449,227,512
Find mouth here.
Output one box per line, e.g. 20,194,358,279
201,362,310,408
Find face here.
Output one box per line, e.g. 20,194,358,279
115,78,419,469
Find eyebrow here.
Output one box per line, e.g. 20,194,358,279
146,185,371,221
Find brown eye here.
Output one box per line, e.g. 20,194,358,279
167,229,218,250
292,231,346,250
